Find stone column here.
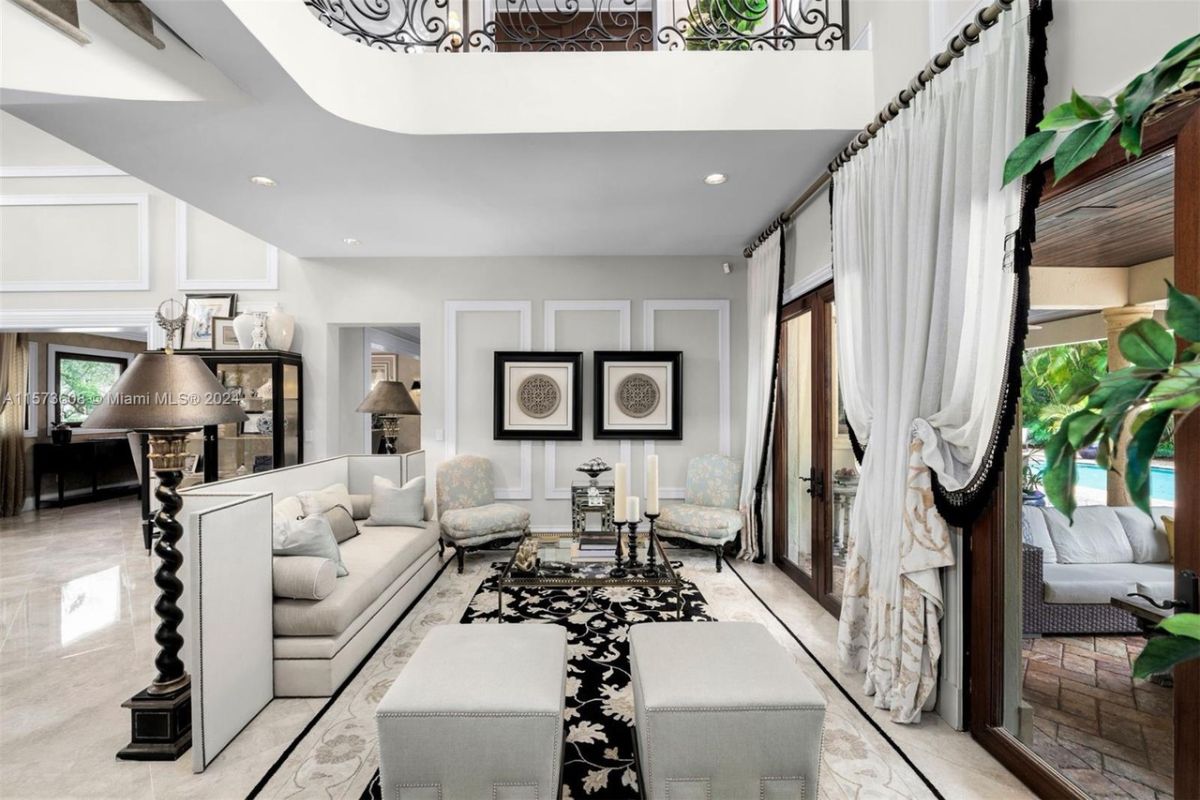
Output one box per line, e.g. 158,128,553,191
1100,305,1157,506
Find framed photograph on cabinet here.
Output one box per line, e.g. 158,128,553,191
182,293,236,350
594,351,682,439
494,351,583,440
211,317,240,351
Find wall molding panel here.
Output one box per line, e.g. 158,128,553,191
643,299,732,498
0,165,126,178
444,300,532,500
543,300,632,501
175,201,280,291
0,308,159,345
0,194,149,292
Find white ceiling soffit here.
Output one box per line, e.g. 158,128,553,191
0,0,874,257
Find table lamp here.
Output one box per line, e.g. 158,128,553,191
83,352,247,760
357,380,420,454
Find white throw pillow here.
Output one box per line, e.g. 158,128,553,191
1045,506,1134,564
1113,507,1171,564
364,475,426,527
1020,506,1057,563
297,483,353,518
274,515,348,576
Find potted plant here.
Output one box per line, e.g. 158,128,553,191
1021,456,1045,506
50,421,72,445
1004,32,1200,679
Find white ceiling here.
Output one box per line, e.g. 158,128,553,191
1,0,859,258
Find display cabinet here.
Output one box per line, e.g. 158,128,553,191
139,350,303,548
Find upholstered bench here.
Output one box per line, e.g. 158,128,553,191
376,624,567,800
630,622,826,800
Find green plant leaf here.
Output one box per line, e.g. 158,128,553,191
1133,633,1200,679
1042,424,1077,520
1038,102,1083,131
1003,130,1057,186
1095,437,1110,469
1119,70,1158,130
1125,410,1170,515
1156,32,1200,73
1063,374,1100,405
1065,410,1103,448
1118,122,1144,157
1166,282,1200,343
1144,362,1200,413
1160,612,1200,640
1119,318,1176,369
1070,90,1110,119
1053,119,1118,183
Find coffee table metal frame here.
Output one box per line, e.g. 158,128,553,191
497,531,684,621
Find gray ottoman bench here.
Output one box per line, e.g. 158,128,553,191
630,622,826,800
376,624,567,800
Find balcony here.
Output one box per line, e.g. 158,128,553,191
305,0,849,53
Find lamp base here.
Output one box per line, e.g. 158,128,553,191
116,679,192,761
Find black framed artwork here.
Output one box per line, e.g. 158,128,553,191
494,351,584,440
593,351,683,439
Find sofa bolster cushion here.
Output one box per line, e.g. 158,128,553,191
321,505,360,544
1020,507,1057,564
1045,506,1134,564
440,503,529,542
273,556,337,600
274,523,439,637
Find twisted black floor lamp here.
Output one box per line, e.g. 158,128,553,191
357,380,420,454
84,352,246,760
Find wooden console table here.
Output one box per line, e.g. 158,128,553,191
32,438,138,509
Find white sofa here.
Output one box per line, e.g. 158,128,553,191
182,452,442,697
1021,504,1174,635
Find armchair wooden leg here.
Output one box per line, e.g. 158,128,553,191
455,546,465,574
714,545,723,572
438,538,445,558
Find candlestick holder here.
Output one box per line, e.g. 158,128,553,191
627,519,641,568
643,513,660,577
609,521,628,578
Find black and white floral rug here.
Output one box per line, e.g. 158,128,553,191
360,562,713,800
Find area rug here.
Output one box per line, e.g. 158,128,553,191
359,563,713,799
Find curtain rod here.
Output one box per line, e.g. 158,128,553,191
743,0,1016,259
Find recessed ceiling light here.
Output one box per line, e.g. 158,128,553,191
343,237,361,245
704,173,727,186
249,175,277,187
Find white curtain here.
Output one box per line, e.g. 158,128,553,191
739,228,783,560
832,0,1033,723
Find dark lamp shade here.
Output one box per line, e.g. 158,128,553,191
357,380,421,416
81,353,249,431
410,380,421,391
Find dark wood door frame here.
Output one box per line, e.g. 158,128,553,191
967,99,1200,799
772,282,841,618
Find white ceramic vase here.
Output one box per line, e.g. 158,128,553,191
232,312,257,349
266,305,295,351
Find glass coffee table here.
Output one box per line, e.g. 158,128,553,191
497,531,684,621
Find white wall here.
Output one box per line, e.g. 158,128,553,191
1,112,746,529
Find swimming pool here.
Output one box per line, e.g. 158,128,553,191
1074,461,1176,503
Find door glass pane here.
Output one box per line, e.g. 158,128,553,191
215,362,274,480
828,301,856,603
282,363,300,467
784,311,814,578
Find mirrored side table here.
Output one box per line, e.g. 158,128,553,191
571,481,614,532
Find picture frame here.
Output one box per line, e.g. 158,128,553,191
494,351,583,441
211,316,240,351
242,412,271,435
593,351,683,440
370,353,398,387
182,293,237,350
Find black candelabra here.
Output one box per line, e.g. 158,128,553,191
627,518,641,568
643,512,661,577
610,521,628,578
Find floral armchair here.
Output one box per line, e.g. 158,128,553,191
436,454,530,572
655,454,743,571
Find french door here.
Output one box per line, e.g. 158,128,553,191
773,283,853,617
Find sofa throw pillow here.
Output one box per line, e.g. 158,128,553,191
349,493,372,521
1019,506,1057,564
1163,516,1175,561
321,504,359,544
1113,507,1171,564
1044,506,1134,564
272,556,337,600
274,514,348,576
364,475,425,527
297,483,353,518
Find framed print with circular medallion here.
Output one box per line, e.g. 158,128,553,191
494,351,583,440
594,351,682,439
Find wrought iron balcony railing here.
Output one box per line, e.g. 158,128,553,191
306,0,849,53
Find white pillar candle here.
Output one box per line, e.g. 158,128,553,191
627,496,640,523
646,454,660,515
613,463,628,523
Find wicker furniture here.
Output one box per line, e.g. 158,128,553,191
1022,544,1140,635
